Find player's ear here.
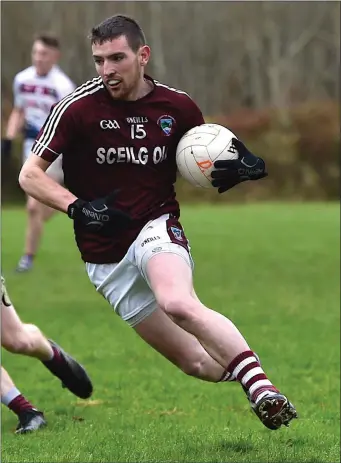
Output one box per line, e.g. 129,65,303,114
139,45,150,67
53,49,61,63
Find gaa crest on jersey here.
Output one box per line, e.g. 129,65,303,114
157,115,175,136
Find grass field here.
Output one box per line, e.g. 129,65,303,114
1,203,340,463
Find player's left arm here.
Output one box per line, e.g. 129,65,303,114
181,96,205,133
211,139,268,194
179,96,267,193
176,96,205,176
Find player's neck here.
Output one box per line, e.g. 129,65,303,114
35,67,53,78
128,77,153,101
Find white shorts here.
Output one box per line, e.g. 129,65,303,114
23,138,64,184
86,214,194,327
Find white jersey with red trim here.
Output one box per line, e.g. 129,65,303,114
13,65,75,139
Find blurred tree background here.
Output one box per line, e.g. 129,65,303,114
1,1,340,202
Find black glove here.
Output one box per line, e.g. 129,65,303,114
211,138,268,194
67,191,132,234
1,139,12,159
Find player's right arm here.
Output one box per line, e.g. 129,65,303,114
5,107,24,140
18,102,78,213
19,101,131,232
7,75,25,138
20,151,131,231
2,76,25,157
19,154,77,213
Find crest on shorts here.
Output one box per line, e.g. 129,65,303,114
157,115,175,136
170,226,184,241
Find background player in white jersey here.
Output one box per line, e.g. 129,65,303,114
1,276,93,433
19,15,297,431
2,33,75,272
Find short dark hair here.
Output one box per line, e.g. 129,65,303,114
34,33,60,49
90,14,146,52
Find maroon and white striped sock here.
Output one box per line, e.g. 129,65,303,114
7,393,35,416
220,350,279,403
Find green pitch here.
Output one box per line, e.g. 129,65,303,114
1,203,340,463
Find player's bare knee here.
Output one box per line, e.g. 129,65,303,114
181,359,203,378
180,354,208,378
26,198,42,217
160,296,201,322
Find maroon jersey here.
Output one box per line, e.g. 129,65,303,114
32,75,204,263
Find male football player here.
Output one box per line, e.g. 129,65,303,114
19,14,297,430
2,33,75,272
1,276,93,433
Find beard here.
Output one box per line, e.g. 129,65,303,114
105,63,142,101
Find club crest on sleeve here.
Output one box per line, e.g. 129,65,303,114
170,226,184,241
157,115,175,136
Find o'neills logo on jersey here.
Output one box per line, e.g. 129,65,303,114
126,116,148,124
100,120,120,130
157,115,175,136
